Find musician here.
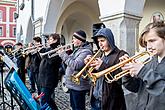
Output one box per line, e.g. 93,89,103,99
14,42,26,84
38,33,62,110
84,28,127,110
29,37,42,94
120,20,165,110
58,30,93,110
25,42,36,93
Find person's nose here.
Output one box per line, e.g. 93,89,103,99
99,42,102,47
147,43,152,51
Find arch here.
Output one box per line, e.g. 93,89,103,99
56,1,100,43
43,0,100,43
1,40,16,46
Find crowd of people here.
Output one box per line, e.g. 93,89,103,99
6,20,165,110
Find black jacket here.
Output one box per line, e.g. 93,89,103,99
29,52,41,74
123,56,165,110
15,49,26,83
38,43,62,89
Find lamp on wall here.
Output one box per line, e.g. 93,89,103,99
19,3,25,10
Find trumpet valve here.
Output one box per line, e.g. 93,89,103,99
88,74,97,86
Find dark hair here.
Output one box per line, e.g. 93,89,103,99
33,36,41,43
15,42,23,46
49,33,60,45
139,20,165,47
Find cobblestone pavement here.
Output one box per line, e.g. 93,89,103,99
55,83,91,110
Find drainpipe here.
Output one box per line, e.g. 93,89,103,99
31,0,34,20
31,0,35,37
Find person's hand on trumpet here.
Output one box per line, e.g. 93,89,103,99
84,55,92,64
119,54,144,77
84,55,103,70
56,45,65,55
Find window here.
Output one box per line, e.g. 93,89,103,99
0,11,2,21
0,27,3,36
13,27,16,36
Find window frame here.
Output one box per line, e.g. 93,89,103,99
0,11,3,21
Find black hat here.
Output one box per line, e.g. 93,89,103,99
73,30,86,42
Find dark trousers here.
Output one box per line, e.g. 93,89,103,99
70,89,88,110
91,96,101,110
27,69,36,91
18,68,25,84
32,72,41,95
40,87,58,110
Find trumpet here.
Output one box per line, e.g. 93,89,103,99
23,44,44,55
89,51,152,85
7,48,24,58
39,43,73,58
71,49,102,85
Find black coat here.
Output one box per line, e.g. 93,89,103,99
123,56,165,110
15,50,26,83
29,52,41,73
38,43,62,89
102,48,127,110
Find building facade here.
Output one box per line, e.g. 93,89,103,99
0,0,17,51
15,0,165,55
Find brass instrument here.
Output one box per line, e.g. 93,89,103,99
71,49,102,85
39,43,73,58
9,44,42,55
89,51,152,84
7,44,48,59
23,44,44,55
7,48,24,58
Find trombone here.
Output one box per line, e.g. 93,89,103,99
89,51,153,85
71,49,102,85
39,43,73,58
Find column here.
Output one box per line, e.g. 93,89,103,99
98,0,145,56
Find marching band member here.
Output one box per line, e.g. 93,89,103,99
120,20,165,110
58,30,93,110
84,28,127,110
14,42,26,84
25,42,36,93
38,33,62,110
29,37,42,94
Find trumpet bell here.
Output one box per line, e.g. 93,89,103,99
70,75,80,85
